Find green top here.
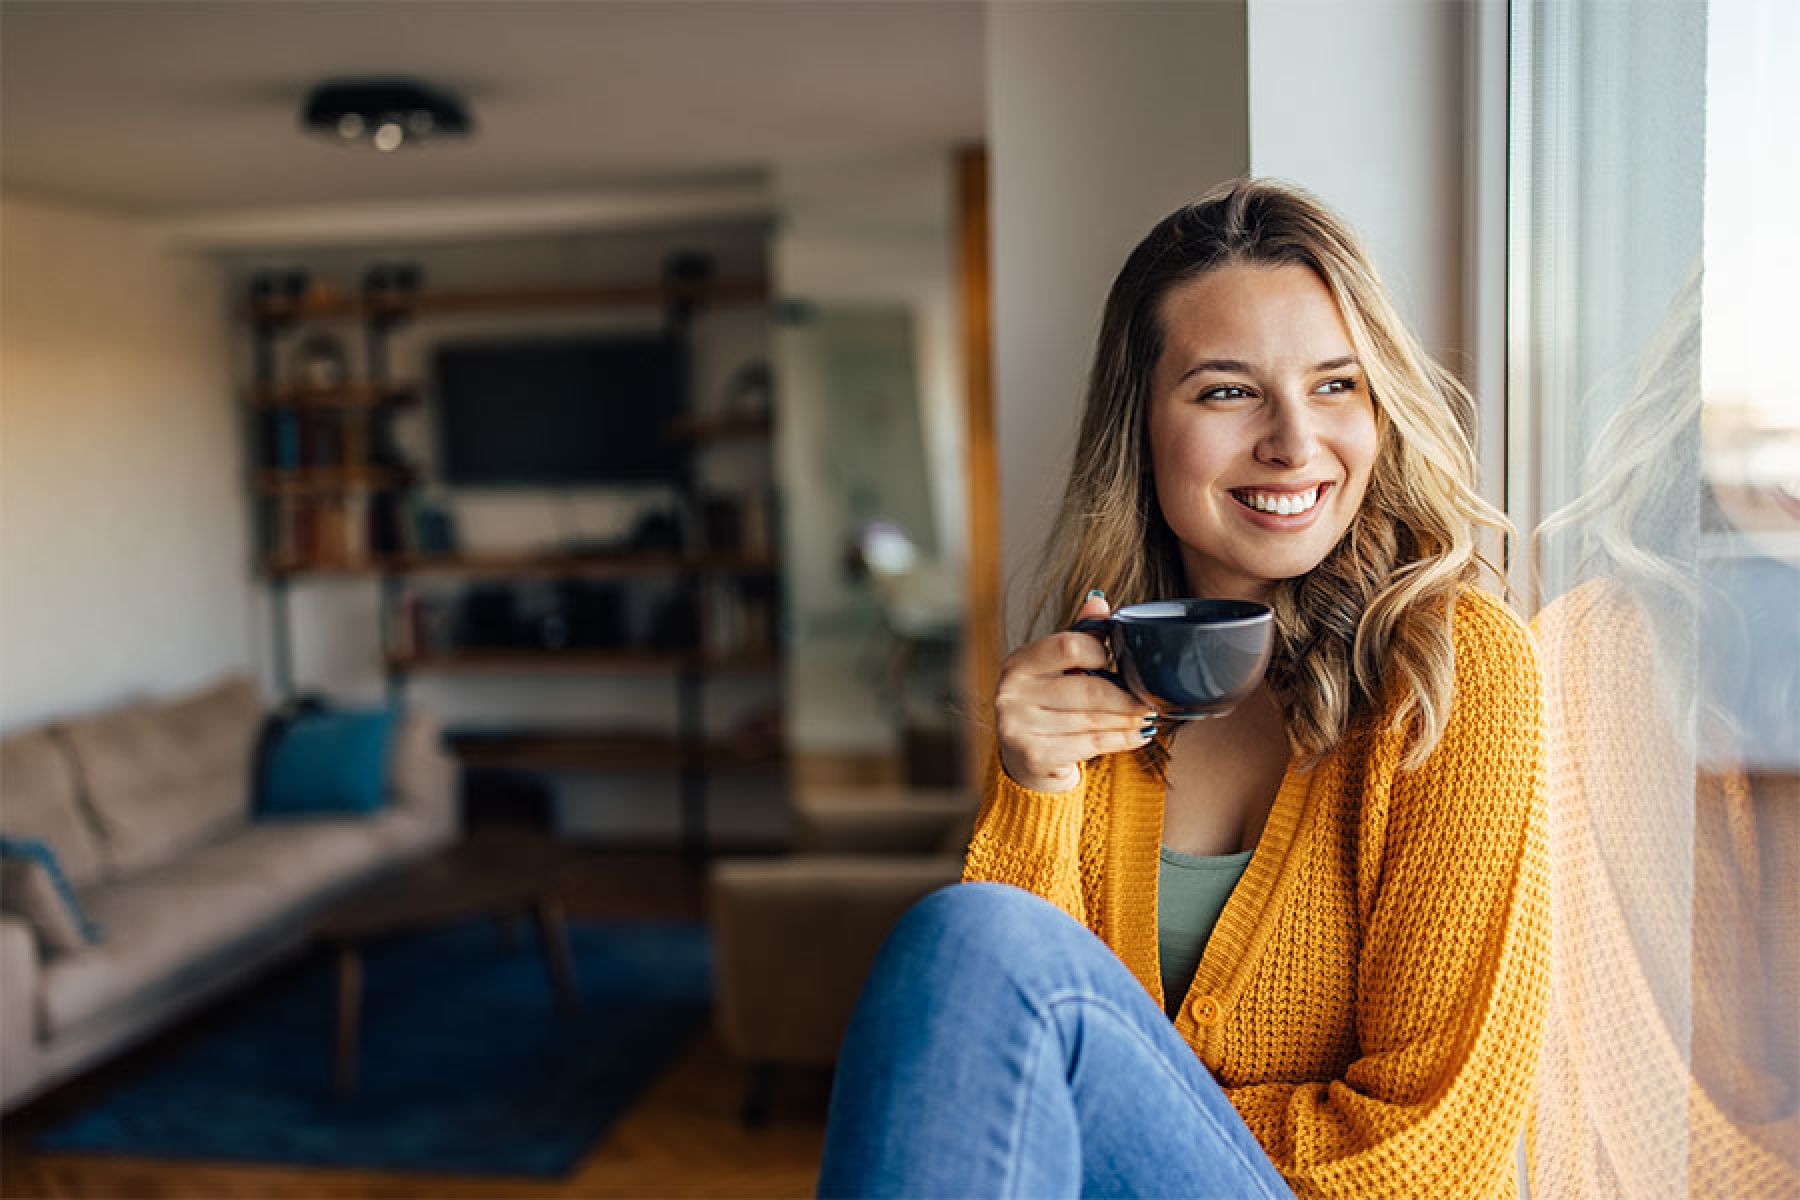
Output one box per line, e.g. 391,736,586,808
1157,845,1253,1018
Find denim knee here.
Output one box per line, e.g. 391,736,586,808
896,881,1068,945
876,882,1093,987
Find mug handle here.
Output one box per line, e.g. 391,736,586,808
1068,616,1134,698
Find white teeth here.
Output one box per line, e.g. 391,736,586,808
1238,487,1319,516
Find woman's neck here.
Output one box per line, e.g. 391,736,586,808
1161,687,1291,857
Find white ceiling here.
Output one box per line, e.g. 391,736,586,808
0,1,985,219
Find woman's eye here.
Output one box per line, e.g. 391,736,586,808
1315,377,1360,396
1198,384,1253,403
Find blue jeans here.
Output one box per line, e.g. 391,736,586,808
817,883,1295,1199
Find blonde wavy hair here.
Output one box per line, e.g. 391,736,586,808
1032,178,1508,769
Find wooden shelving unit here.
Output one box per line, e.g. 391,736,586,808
250,382,418,409
398,549,776,577
665,411,774,443
253,467,416,494
446,728,784,773
241,258,782,857
385,648,780,674
259,549,778,580
245,278,770,324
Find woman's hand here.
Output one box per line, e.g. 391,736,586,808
994,591,1157,793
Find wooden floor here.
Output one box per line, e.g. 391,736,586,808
1,846,830,1199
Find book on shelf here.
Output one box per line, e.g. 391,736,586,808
369,492,405,556
404,496,457,556
258,406,390,474
337,494,370,562
701,578,780,656
383,589,454,657
265,410,301,468
315,496,347,563
740,487,777,557
298,410,326,468
262,491,402,570
341,411,371,470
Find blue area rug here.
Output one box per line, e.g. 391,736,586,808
34,919,712,1177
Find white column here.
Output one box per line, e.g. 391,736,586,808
987,0,1251,644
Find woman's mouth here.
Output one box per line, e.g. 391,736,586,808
1230,485,1325,517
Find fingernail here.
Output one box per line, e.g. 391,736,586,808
1087,588,1105,600
1139,723,1158,739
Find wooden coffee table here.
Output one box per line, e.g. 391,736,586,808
311,831,581,1097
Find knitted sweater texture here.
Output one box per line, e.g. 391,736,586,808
1529,579,1800,1198
964,588,1551,1199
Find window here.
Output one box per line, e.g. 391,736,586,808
1512,1,1799,1195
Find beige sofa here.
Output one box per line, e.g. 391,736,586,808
0,673,458,1112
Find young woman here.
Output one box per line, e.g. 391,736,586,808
816,179,1550,1199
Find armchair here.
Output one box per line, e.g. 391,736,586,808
708,786,974,1122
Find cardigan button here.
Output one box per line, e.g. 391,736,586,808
1190,994,1223,1026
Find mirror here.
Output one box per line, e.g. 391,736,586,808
772,152,969,786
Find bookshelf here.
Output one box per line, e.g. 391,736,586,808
242,260,782,855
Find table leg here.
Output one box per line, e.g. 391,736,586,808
335,943,362,1099
533,895,580,1013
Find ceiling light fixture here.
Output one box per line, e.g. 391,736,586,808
300,79,473,152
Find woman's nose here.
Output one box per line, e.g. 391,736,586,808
1254,397,1319,467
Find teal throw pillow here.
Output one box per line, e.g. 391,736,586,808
257,705,396,816
0,835,103,952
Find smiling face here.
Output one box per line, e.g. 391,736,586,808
1147,262,1380,603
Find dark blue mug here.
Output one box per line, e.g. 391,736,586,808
1072,599,1274,719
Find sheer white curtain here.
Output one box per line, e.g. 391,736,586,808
1513,1,1799,1196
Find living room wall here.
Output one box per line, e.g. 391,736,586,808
0,193,252,730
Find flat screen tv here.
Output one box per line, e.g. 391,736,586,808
434,335,684,486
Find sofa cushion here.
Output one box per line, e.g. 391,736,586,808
39,817,396,1037
0,730,107,889
57,675,262,879
0,836,103,954
176,818,398,896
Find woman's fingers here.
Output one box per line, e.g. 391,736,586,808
1071,589,1111,623
1004,705,1151,739
1004,628,1112,677
997,660,1146,715
995,681,1157,794
994,589,1156,793
999,726,1156,792
1042,672,1149,715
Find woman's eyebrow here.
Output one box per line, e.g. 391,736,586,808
1178,354,1361,382
1180,358,1254,380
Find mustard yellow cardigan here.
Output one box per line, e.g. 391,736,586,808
964,588,1550,1200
